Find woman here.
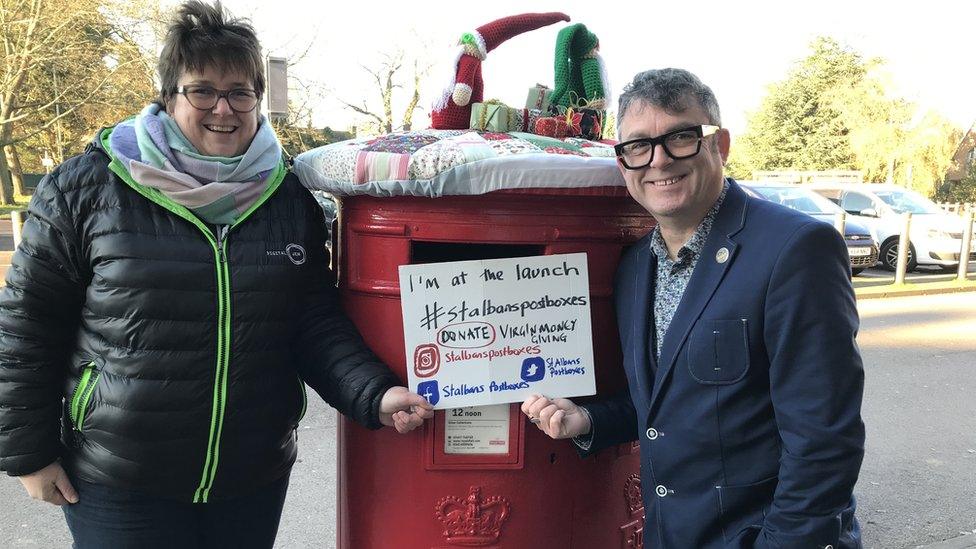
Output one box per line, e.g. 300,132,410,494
0,2,431,547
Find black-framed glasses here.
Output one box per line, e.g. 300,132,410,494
176,85,259,113
614,125,720,170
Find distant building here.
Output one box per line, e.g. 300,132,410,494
945,123,976,184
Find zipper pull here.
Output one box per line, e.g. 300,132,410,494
216,225,229,263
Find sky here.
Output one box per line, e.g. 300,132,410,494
185,0,976,138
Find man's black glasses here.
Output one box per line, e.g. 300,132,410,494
614,125,720,170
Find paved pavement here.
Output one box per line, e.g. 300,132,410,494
920,535,976,549
856,293,976,548
853,265,976,300
0,218,13,250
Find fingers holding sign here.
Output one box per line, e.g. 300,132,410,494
521,394,591,440
379,386,435,433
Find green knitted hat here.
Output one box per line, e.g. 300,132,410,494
550,23,605,107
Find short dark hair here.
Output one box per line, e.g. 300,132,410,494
157,1,265,104
617,68,721,135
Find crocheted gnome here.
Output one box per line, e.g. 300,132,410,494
548,23,611,109
431,12,570,130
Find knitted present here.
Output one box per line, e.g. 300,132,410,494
534,110,583,138
578,108,604,141
471,102,544,132
512,108,544,133
470,102,510,132
526,84,552,111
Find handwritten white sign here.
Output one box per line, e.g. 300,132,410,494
399,253,596,409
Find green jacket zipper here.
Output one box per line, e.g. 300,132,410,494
195,224,232,503
99,128,286,503
69,361,100,431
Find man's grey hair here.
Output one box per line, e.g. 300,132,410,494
617,68,721,136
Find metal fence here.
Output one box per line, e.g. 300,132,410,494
936,202,975,215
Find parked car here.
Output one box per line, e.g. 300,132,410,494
740,182,879,275
807,183,975,272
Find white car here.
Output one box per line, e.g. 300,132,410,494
808,183,975,272
740,182,879,275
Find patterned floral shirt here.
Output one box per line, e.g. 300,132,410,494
649,181,729,364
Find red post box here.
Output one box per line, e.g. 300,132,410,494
337,188,653,548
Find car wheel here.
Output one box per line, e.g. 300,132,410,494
880,238,917,272
851,268,866,276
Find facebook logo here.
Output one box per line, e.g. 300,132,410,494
417,380,439,406
520,357,545,382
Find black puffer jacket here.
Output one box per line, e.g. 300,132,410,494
0,132,398,501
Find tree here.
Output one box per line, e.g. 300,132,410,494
271,83,352,157
731,36,959,196
937,163,976,203
732,37,865,176
0,0,155,203
823,69,960,195
340,48,431,136
261,35,356,155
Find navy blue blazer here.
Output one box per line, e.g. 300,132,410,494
584,180,865,549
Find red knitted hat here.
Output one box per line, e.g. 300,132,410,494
474,12,570,54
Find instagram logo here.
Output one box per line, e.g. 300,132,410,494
413,344,440,378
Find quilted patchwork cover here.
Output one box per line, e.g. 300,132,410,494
293,129,626,197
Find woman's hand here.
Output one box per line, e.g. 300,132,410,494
379,386,435,433
18,461,78,506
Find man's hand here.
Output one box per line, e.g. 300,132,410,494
379,386,435,433
521,394,591,439
18,461,78,506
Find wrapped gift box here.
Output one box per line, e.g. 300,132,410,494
525,84,552,112
471,102,544,133
534,110,583,139
578,108,604,141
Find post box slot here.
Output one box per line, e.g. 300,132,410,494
411,241,545,264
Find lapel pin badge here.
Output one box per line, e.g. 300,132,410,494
716,247,730,264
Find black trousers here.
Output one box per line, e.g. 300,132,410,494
62,473,290,549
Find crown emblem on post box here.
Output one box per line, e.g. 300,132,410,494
434,485,511,546
624,473,644,516
620,474,646,548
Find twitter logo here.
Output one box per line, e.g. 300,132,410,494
520,357,545,382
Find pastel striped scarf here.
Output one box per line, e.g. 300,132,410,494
108,103,282,225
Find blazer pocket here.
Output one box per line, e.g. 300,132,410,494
716,475,777,543
687,319,750,384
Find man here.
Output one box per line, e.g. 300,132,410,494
522,68,865,548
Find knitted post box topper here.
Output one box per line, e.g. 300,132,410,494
431,12,570,130
548,23,611,110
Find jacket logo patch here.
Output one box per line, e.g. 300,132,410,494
267,244,306,265
285,244,306,265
